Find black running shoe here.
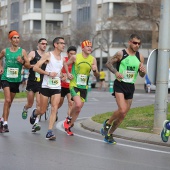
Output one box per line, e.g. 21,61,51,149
46,131,56,140
32,123,41,133
2,124,9,133
0,121,3,133
30,108,37,125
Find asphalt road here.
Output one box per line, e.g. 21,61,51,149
0,89,170,170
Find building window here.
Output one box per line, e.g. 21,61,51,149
113,3,126,16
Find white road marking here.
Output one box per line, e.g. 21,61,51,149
56,120,170,155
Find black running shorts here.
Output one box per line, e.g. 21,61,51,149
40,88,61,97
1,80,20,93
61,87,70,98
113,79,135,100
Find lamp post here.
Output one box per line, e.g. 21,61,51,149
99,0,103,71
41,0,46,38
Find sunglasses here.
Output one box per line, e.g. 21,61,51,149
57,42,66,45
40,42,48,45
131,41,141,46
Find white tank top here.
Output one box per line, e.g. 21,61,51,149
42,52,63,89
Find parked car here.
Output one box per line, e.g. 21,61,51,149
89,73,97,88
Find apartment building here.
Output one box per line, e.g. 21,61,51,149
0,0,62,41
61,0,160,83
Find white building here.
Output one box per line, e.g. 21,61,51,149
61,0,159,83
0,0,63,40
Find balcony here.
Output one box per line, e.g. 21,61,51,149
26,8,61,14
22,8,63,21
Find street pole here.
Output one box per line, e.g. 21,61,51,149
153,0,170,134
41,0,46,38
99,0,103,71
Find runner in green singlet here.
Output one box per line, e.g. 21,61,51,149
101,34,146,144
63,40,99,136
0,30,30,133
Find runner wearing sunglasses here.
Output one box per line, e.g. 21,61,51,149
101,34,146,144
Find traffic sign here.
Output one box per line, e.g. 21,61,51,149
147,49,158,85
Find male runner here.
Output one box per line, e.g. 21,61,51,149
63,40,99,136
58,46,77,118
0,30,30,132
21,38,48,132
101,34,146,144
30,37,67,140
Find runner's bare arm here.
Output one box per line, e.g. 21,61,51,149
33,52,50,76
105,51,122,74
27,51,36,68
22,49,31,68
0,49,5,74
64,55,76,80
92,57,99,77
138,54,146,77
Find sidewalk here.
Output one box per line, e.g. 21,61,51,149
80,118,170,147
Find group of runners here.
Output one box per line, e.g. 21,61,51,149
0,30,99,140
0,30,169,144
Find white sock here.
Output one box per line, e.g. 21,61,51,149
3,121,8,125
35,117,39,124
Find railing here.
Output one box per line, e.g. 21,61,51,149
27,8,61,14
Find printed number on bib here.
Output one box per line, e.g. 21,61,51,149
122,70,135,83
77,74,87,86
7,67,19,78
48,77,61,88
35,72,40,82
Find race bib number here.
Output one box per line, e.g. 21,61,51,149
122,70,135,83
35,72,40,82
7,67,19,78
48,77,61,88
77,74,87,86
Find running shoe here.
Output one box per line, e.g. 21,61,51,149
0,120,3,128
46,131,56,140
32,123,41,133
0,121,3,133
56,115,58,122
161,120,170,142
63,117,71,130
65,127,74,136
30,108,37,125
2,124,9,133
22,107,28,119
100,119,111,136
104,134,116,144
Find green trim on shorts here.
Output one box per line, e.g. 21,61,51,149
70,87,87,102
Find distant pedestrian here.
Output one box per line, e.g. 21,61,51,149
98,68,106,91
145,74,151,93
101,34,146,144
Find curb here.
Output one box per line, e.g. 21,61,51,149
80,118,170,147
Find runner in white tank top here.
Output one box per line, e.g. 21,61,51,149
42,52,63,89
30,37,70,140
